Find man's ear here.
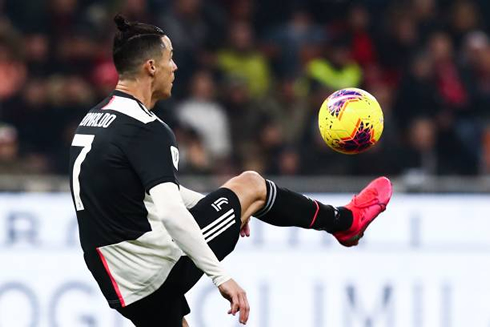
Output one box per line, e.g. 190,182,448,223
145,60,156,77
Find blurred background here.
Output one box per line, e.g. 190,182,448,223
1,0,490,326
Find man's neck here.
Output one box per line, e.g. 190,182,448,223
115,79,155,110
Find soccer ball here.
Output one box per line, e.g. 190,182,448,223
318,88,384,154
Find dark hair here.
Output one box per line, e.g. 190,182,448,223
112,14,166,77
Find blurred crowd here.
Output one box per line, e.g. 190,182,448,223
1,0,490,177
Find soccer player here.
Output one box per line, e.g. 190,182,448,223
69,15,393,327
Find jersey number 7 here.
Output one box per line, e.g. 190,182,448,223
71,134,95,211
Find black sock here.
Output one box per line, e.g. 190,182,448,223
254,180,353,233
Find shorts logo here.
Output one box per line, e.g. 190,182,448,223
211,197,228,212
170,146,179,170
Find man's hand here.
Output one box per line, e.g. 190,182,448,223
240,221,251,237
218,279,250,325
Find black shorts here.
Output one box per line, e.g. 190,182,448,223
116,188,242,327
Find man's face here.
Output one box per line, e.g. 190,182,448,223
154,36,177,99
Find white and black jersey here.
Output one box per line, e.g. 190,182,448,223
69,91,184,308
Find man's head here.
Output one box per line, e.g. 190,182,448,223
113,14,177,99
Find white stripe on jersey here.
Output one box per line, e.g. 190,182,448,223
104,96,157,124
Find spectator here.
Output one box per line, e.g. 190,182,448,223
220,76,270,172
412,0,441,43
47,74,96,173
394,52,439,132
377,7,420,84
160,0,207,98
449,0,481,48
216,21,272,98
305,38,362,94
174,126,212,174
262,78,310,146
461,31,490,119
0,24,26,104
427,31,480,174
90,58,119,99
54,27,99,75
429,32,469,109
400,117,438,176
347,4,377,68
0,124,22,173
47,0,80,38
176,70,232,167
265,10,326,78
276,147,301,175
120,0,152,22
345,4,382,88
0,124,47,174
24,33,51,77
11,79,56,162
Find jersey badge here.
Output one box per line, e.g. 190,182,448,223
170,146,179,170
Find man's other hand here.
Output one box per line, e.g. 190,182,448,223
218,279,250,325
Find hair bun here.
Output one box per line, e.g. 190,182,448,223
114,14,131,32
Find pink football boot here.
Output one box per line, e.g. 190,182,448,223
333,177,393,247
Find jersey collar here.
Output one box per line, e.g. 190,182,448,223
112,90,152,116
112,90,147,108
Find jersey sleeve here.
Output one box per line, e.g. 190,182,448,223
122,123,179,192
180,186,205,209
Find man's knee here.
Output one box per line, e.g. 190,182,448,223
237,170,263,186
225,171,266,201
237,171,265,195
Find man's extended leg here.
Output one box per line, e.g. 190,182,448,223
222,171,393,246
